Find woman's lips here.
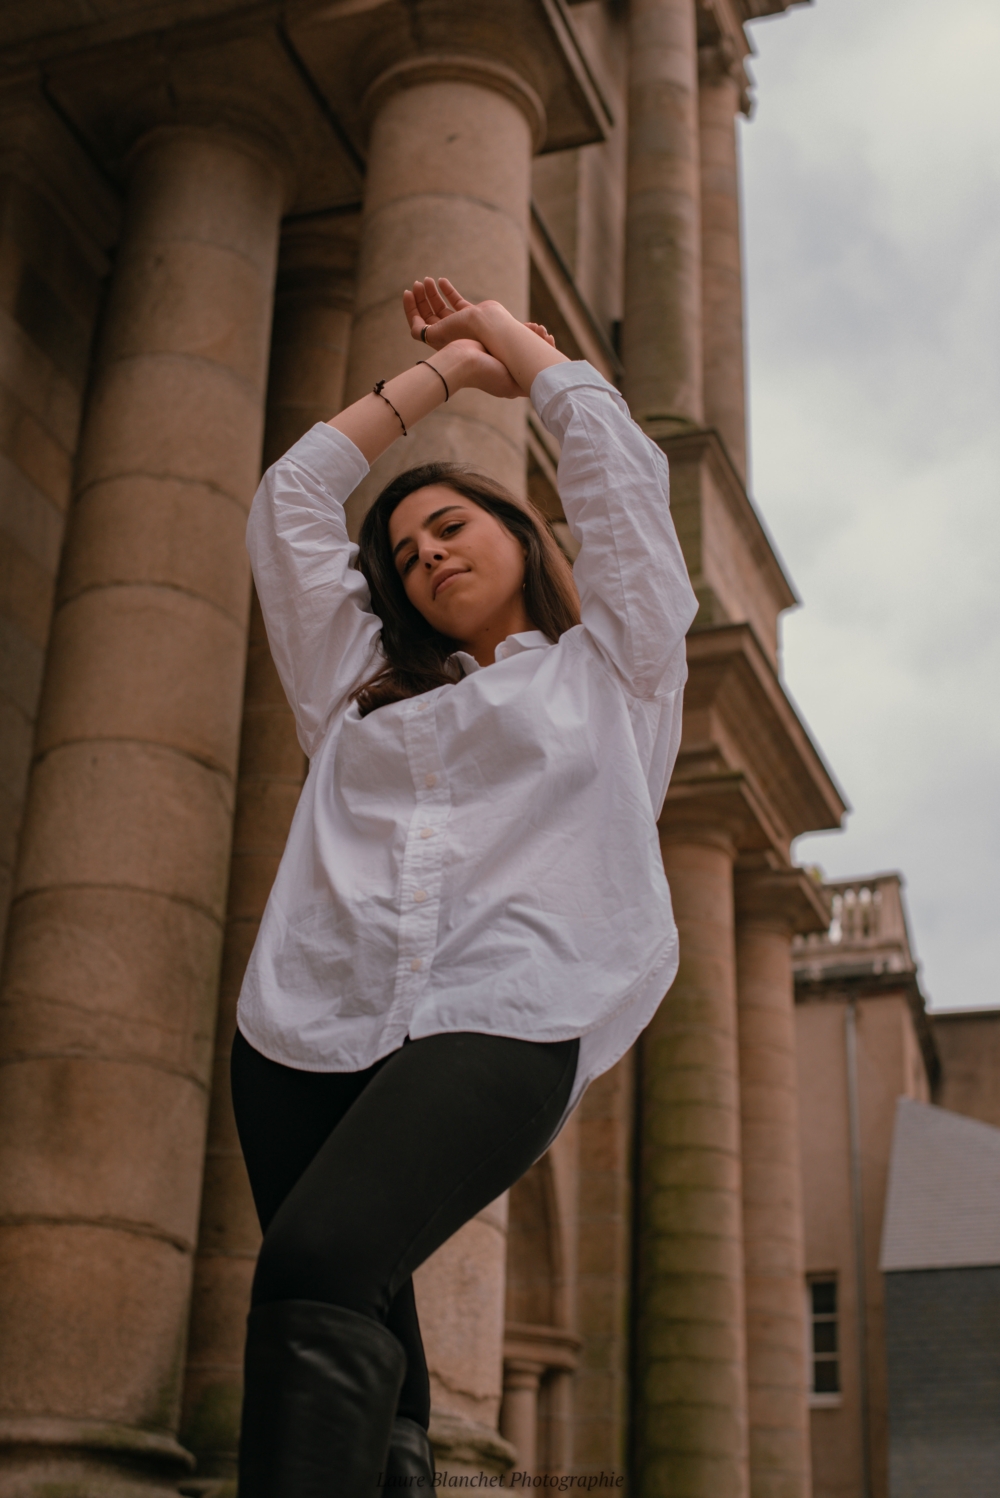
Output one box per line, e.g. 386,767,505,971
433,568,468,599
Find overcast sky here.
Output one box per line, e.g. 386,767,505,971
739,0,1000,1010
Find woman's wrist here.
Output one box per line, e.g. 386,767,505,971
426,341,483,394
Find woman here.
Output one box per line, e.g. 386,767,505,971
232,278,698,1495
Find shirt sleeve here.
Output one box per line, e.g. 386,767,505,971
246,422,382,756
530,361,699,700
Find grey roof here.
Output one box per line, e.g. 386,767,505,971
880,1097,1000,1272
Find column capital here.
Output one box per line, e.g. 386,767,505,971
698,38,751,114
287,0,610,157
362,53,547,151
504,1321,582,1373
735,865,831,937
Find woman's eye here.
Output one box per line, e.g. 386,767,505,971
402,554,417,574
441,522,462,537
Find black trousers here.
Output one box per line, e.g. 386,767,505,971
230,1027,579,1429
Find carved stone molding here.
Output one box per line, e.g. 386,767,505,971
286,0,612,156
362,53,547,151
664,622,848,858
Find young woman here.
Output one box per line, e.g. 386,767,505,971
232,279,698,1495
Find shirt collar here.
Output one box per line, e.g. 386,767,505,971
452,630,553,676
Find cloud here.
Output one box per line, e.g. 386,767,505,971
741,0,1000,1008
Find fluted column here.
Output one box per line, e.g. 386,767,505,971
0,125,285,1497
623,0,703,431
341,58,540,530
736,872,822,1498
179,219,354,1486
636,828,749,1498
699,45,747,478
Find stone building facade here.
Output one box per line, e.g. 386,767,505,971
0,2,854,1495
793,875,1000,1498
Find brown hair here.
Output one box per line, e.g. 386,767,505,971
353,463,580,716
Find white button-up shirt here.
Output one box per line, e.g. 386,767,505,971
238,361,699,1121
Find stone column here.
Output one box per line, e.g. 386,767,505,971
260,217,356,467
178,220,354,1490
573,1056,635,1478
341,58,541,531
340,57,537,1478
736,872,821,1498
623,0,704,432
635,828,749,1498
699,45,747,479
0,125,285,1497
500,1360,544,1475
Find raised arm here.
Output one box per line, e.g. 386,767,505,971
532,364,699,700
250,300,558,753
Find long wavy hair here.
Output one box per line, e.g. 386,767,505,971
354,462,580,716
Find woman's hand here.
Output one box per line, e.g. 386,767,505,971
435,338,527,400
404,276,569,394
404,276,556,354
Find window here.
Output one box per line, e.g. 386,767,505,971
809,1278,840,1400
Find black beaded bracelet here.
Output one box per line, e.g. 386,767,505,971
373,380,407,436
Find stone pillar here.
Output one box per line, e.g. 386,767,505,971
340,57,537,1478
635,828,749,1498
500,1360,544,1475
699,46,747,479
260,217,356,467
179,220,354,1490
341,58,541,531
736,872,820,1498
573,1055,634,1478
623,0,704,432
0,125,285,1497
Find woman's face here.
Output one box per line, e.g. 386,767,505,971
388,485,529,652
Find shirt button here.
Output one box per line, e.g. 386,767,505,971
413,889,428,903
416,701,427,713
424,773,437,788
420,827,434,839
411,957,423,972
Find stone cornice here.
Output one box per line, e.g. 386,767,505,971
657,426,799,617
665,622,847,856
35,10,363,216
285,0,611,158
735,865,831,936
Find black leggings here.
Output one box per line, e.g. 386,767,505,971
230,1028,579,1429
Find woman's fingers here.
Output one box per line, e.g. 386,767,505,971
411,280,440,324
525,321,557,348
403,287,429,343
422,277,455,319
437,276,474,312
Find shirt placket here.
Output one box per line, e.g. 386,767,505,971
381,697,451,1046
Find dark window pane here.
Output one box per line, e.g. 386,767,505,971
813,1322,838,1354
811,1281,837,1315
814,1360,840,1394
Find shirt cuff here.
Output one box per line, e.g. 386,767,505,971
277,421,371,500
530,360,631,424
